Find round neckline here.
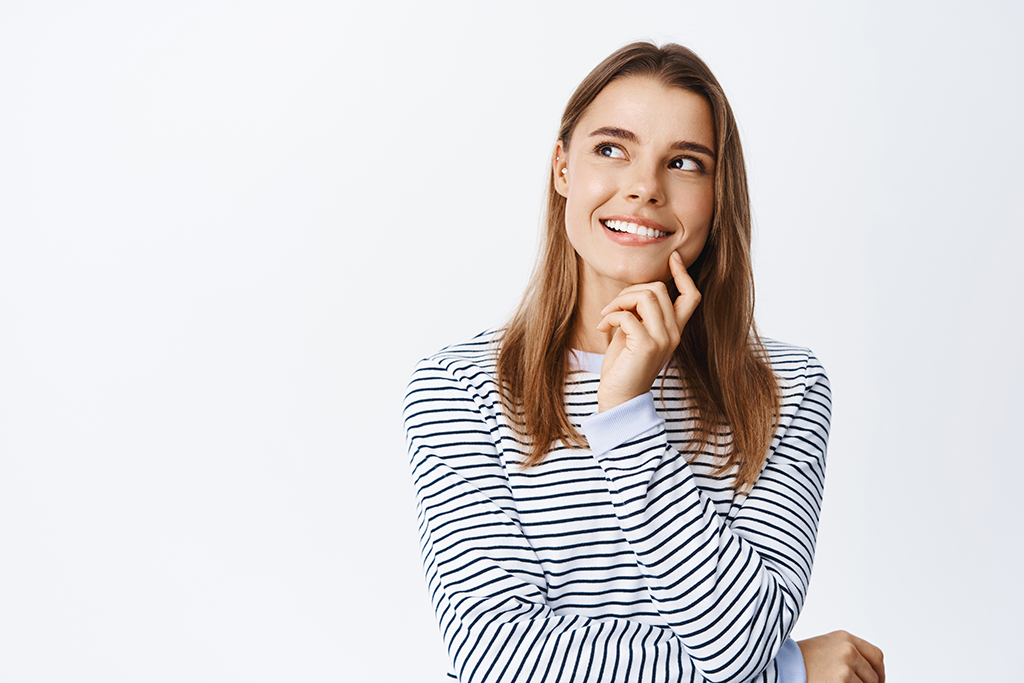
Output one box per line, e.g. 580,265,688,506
569,349,604,374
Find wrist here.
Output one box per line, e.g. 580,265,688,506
597,388,642,412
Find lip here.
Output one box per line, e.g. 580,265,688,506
599,214,674,244
601,214,674,234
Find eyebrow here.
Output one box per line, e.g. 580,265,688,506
587,126,717,159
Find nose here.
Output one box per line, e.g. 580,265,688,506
623,161,664,205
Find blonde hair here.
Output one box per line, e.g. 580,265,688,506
497,42,779,490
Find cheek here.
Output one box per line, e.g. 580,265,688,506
566,168,615,215
677,191,714,265
679,188,715,234
676,232,708,268
561,198,586,257
562,197,595,247
689,187,715,224
563,213,591,260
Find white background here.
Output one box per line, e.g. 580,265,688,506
2,1,1022,681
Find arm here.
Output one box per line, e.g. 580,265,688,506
577,352,829,682
573,254,828,681
405,350,825,682
406,357,672,683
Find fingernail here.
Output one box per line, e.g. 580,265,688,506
671,252,682,263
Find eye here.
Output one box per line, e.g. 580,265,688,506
669,156,704,172
594,143,626,159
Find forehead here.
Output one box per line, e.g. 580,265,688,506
573,75,715,148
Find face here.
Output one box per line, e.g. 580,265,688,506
553,75,716,297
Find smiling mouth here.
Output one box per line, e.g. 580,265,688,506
601,219,670,238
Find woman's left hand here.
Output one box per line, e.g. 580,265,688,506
596,251,701,412
798,631,885,683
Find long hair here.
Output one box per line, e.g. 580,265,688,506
497,42,779,490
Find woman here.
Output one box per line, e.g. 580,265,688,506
405,42,883,683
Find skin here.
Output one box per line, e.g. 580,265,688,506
552,75,713,412
799,631,886,683
552,75,886,683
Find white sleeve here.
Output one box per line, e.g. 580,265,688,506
405,353,828,683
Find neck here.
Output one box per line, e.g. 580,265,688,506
572,271,629,354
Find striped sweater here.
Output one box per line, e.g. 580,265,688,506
404,329,830,683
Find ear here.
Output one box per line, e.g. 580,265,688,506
552,141,569,198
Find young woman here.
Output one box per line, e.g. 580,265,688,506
405,42,884,683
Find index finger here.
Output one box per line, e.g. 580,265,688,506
669,251,701,327
850,635,885,683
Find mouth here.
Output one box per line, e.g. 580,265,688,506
601,218,671,239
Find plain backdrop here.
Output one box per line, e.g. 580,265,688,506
2,1,1022,681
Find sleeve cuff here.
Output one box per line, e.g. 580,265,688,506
776,637,807,683
579,392,663,456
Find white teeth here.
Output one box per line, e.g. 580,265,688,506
602,219,668,238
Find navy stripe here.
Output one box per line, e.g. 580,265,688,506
405,330,830,682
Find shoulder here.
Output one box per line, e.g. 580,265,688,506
759,337,832,441
760,337,828,391
404,329,503,413
410,328,502,379
403,331,508,471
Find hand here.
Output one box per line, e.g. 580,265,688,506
798,630,885,683
596,251,701,412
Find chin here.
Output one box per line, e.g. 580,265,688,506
612,265,672,286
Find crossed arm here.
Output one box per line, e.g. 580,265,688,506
405,341,868,682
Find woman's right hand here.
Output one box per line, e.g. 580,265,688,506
798,630,885,683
